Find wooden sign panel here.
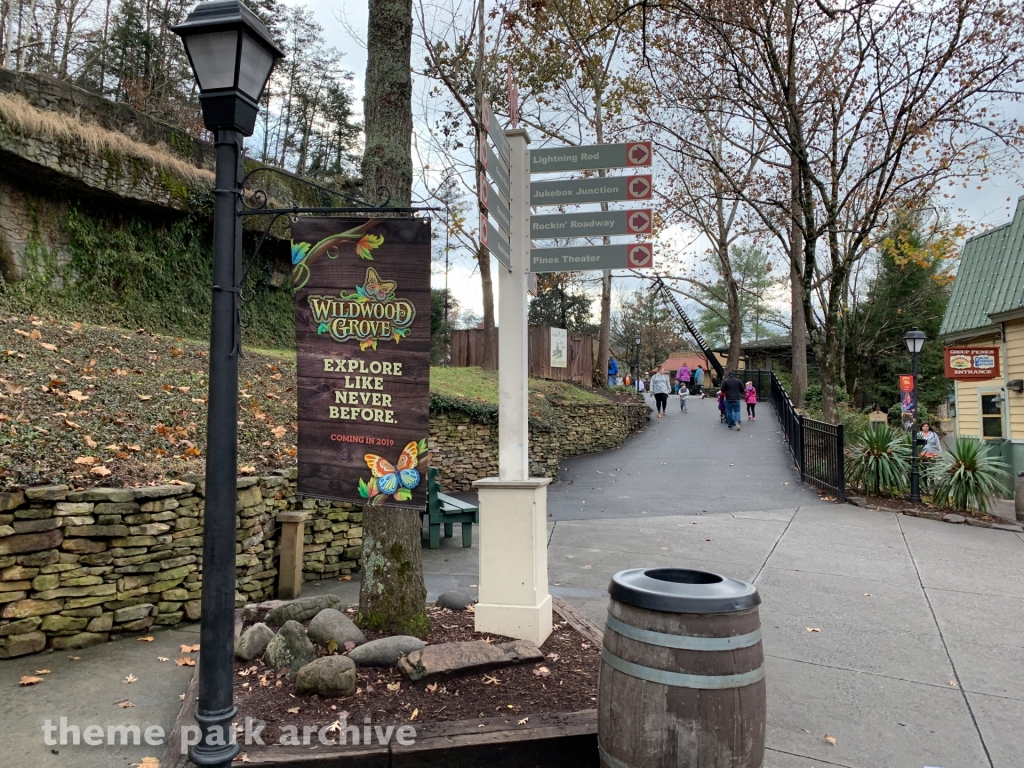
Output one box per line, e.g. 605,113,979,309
291,217,431,509
944,346,1000,380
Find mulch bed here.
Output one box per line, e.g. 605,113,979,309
233,604,601,744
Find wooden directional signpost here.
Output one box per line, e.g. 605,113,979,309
474,104,656,649
529,139,655,273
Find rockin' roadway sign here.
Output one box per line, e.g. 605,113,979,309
531,175,652,206
530,242,654,272
530,141,652,174
531,209,652,238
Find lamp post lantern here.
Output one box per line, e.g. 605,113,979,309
172,4,283,766
633,332,641,393
904,328,927,503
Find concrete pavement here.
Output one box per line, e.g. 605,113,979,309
3,396,1023,767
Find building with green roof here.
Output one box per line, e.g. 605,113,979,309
940,196,1024,494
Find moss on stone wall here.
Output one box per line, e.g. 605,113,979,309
0,204,295,347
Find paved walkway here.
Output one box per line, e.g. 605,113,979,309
3,398,1023,767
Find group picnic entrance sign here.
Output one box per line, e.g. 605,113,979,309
292,217,431,509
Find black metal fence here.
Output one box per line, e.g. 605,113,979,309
765,370,846,501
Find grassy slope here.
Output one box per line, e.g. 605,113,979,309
0,317,605,491
429,366,605,405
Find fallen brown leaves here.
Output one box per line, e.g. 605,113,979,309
19,676,44,686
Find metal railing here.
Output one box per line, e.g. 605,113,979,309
767,371,845,502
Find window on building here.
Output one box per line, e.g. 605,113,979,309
981,393,1004,438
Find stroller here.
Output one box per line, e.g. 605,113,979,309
717,390,726,423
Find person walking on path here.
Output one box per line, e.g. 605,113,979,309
679,383,689,413
745,381,758,421
721,370,745,430
677,363,691,395
693,366,705,397
650,366,671,418
920,422,942,456
608,356,619,388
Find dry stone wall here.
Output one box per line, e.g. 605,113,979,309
0,397,646,657
430,400,650,491
0,469,363,658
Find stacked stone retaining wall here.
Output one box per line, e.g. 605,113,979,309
0,469,363,658
0,397,647,656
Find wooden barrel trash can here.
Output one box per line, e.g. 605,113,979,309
597,567,765,768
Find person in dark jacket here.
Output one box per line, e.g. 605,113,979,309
607,357,619,387
720,370,745,430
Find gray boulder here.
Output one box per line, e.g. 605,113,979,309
265,594,344,626
436,588,478,611
347,636,425,667
295,655,356,698
264,620,316,677
307,608,366,649
234,622,275,661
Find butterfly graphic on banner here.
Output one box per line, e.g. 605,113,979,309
357,268,397,301
359,439,428,504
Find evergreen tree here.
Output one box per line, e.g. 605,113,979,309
844,214,958,413
528,273,595,335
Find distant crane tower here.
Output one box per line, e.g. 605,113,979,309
651,273,725,382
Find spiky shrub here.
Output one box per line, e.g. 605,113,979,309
926,437,1009,514
846,425,911,496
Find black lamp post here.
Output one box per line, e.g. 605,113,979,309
904,328,927,503
172,4,283,766
634,332,641,393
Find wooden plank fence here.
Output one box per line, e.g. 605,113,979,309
450,326,595,386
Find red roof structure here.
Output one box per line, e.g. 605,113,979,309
659,353,709,375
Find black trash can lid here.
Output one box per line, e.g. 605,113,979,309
608,568,760,614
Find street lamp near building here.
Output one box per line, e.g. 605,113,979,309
172,4,283,766
904,328,927,503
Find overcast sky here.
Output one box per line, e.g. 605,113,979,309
285,0,1024,323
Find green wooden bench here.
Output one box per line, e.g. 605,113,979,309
424,466,478,549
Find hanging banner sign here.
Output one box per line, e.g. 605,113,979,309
529,242,654,272
944,346,1000,380
479,171,511,235
291,217,431,509
530,141,652,173
480,213,511,269
531,174,652,205
531,209,652,238
899,374,917,431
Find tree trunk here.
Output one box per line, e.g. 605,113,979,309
356,505,429,636
598,269,612,384
789,155,807,407
479,244,498,370
358,0,425,634
361,0,413,207
475,0,497,371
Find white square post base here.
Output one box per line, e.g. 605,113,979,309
472,477,552,647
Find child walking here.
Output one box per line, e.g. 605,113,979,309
745,381,758,420
679,383,689,413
